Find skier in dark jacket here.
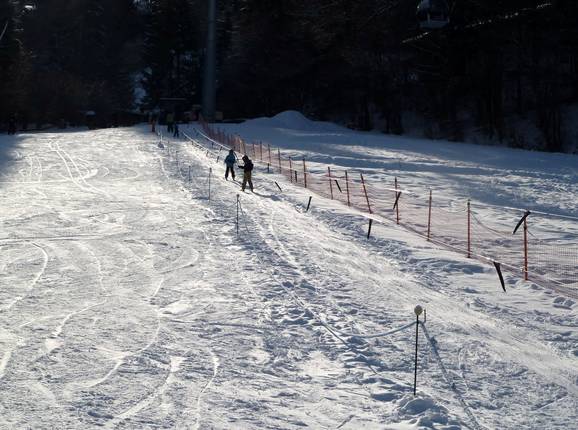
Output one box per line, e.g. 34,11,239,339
238,155,254,192
224,149,237,180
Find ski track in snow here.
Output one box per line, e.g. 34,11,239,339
193,349,220,430
181,134,466,425
0,125,575,429
186,124,578,428
1,242,48,312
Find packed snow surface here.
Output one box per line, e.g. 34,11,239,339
0,117,577,429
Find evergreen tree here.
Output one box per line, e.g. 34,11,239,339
0,0,21,125
141,0,200,110
1,0,577,151
18,0,141,124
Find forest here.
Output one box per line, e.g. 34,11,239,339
1,0,577,153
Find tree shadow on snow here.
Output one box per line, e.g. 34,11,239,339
0,133,27,181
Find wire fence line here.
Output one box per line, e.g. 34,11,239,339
192,120,578,296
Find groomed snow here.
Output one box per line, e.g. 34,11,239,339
0,118,576,429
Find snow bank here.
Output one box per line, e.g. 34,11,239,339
243,110,346,133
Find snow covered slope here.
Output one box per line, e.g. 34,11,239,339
224,111,578,217
0,123,576,429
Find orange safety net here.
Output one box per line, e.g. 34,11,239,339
197,119,578,294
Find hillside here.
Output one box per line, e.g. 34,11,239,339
0,119,576,429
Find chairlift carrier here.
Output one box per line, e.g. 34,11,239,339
417,0,450,29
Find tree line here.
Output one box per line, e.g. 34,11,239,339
1,0,577,152
0,0,142,128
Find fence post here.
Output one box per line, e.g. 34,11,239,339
252,142,256,159
278,148,282,173
208,168,212,201
367,219,373,239
188,165,191,182
360,173,372,214
467,200,471,258
413,306,423,396
289,157,293,183
260,141,263,161
303,158,307,188
395,177,400,224
427,189,432,241
328,167,334,199
236,194,239,235
345,171,351,207
268,144,272,165
523,218,529,281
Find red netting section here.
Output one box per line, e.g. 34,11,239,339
196,119,578,294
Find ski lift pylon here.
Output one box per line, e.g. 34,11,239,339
417,0,450,29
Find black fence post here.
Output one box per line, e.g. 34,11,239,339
413,305,423,396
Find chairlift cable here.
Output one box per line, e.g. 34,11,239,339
405,1,554,44
0,21,8,44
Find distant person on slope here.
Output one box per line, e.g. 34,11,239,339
238,155,254,192
224,149,237,180
166,112,174,133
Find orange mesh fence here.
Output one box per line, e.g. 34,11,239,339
195,119,578,294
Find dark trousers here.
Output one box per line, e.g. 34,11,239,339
225,165,235,180
242,171,253,191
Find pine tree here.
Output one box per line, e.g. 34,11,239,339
141,0,201,110
0,0,21,124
